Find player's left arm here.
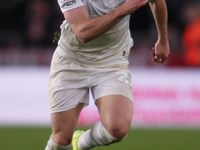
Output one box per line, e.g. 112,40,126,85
148,0,170,63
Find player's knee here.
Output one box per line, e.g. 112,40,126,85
109,127,128,139
105,122,129,139
52,133,72,146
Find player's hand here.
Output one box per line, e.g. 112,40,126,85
151,41,170,63
122,0,148,15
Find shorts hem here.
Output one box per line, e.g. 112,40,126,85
94,93,133,103
50,102,89,114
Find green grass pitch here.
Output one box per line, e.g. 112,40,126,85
0,127,200,150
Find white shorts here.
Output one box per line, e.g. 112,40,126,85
48,50,133,114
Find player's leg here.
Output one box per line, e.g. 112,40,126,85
45,87,89,150
47,49,91,150
97,95,133,138
75,66,133,149
45,103,84,150
76,95,133,150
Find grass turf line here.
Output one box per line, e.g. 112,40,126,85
0,127,200,150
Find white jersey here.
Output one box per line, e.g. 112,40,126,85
57,0,133,67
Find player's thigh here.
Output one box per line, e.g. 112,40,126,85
96,95,133,132
92,67,133,133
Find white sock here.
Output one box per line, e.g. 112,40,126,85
45,137,71,150
77,121,124,150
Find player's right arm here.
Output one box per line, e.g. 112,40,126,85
59,0,147,43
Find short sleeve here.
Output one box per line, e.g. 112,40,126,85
57,0,84,13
